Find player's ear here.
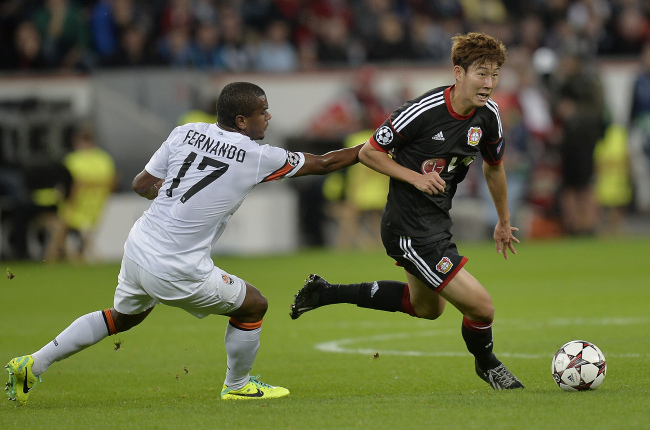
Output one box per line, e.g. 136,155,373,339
454,65,464,81
235,115,246,131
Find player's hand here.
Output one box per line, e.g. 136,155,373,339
493,221,519,260
413,172,446,195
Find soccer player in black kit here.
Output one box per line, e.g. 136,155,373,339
291,32,524,390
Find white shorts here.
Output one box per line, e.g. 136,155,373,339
114,256,246,319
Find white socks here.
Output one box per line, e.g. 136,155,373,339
223,320,261,390
31,311,109,376
28,310,263,391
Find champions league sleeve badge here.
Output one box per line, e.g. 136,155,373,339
375,126,394,146
287,151,300,167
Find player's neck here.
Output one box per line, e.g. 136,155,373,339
449,85,474,116
217,123,247,136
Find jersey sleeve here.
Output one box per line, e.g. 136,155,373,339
479,100,506,165
368,102,421,153
145,128,179,178
258,145,306,183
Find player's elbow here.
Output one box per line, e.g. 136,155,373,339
359,150,370,167
359,144,384,169
131,180,148,195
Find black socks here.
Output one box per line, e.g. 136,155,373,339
462,317,501,370
321,280,411,313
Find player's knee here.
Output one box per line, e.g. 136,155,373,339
254,295,268,319
112,308,151,333
412,300,445,320
416,308,444,320
245,293,268,321
468,301,494,322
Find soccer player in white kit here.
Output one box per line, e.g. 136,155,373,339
5,82,363,404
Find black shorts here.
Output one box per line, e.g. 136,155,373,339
381,226,468,293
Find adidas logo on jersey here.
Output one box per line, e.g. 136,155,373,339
432,131,445,141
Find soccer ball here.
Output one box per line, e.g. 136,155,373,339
551,340,607,391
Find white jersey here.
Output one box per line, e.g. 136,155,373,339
124,122,305,281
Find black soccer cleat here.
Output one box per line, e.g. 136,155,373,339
475,360,525,390
290,274,332,320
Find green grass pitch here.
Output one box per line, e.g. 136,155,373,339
1,237,649,429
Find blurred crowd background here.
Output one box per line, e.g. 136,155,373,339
0,0,649,72
1,0,650,261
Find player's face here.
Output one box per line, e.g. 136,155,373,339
455,62,500,111
244,96,271,140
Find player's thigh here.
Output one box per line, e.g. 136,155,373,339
114,256,157,315
165,269,248,319
404,270,446,319
438,268,494,321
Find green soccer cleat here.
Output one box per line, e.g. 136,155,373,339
221,375,289,400
5,356,41,406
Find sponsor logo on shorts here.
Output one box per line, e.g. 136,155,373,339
222,274,234,284
435,257,453,274
467,127,482,146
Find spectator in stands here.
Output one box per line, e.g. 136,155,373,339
409,15,454,63
9,20,49,71
600,1,650,56
215,7,254,72
157,25,193,67
254,19,298,72
191,0,219,26
90,0,145,62
157,0,194,36
31,0,91,70
102,23,164,68
458,0,508,26
313,15,361,66
190,21,224,70
351,0,392,50
366,12,415,63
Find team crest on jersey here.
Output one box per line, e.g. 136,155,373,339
421,158,446,174
221,274,234,285
375,126,393,146
467,127,482,146
435,257,453,274
287,151,300,167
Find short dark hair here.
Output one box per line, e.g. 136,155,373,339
451,33,507,71
216,82,266,129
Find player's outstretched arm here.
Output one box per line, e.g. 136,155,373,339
293,144,363,177
359,142,445,195
132,169,163,200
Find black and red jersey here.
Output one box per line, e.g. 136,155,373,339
369,85,505,237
